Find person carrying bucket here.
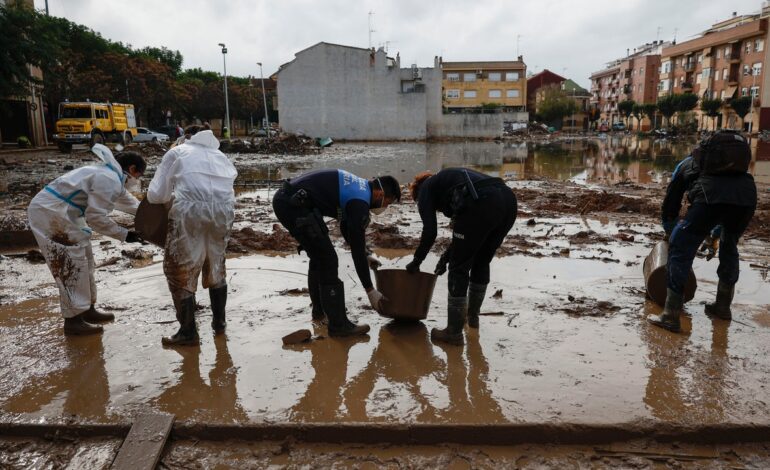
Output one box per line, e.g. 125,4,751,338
405,168,517,345
272,170,401,336
27,144,145,335
648,130,756,333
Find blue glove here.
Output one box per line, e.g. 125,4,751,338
662,218,677,235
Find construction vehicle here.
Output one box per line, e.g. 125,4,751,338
54,102,137,153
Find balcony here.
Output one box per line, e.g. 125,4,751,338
681,82,694,91
683,63,696,72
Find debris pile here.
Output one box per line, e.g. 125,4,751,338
219,133,322,155
227,224,297,254
123,141,168,159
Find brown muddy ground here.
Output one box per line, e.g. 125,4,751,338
2,142,770,466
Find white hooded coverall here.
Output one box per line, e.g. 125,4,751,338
147,130,237,296
27,144,140,318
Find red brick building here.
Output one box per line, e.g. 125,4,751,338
526,69,565,113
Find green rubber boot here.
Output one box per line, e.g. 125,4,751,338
647,288,683,333
431,296,467,345
705,281,734,320
467,283,487,328
162,295,199,346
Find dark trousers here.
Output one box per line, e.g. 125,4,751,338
448,186,518,298
667,203,755,294
272,189,339,285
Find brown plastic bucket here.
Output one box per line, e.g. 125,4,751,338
374,269,437,321
643,240,697,307
134,198,169,247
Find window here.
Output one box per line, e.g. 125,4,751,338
446,73,460,82
741,87,749,97
696,73,702,83
640,67,644,74
744,65,751,76
723,68,728,80
756,39,765,52
702,67,711,78
446,89,460,99
506,89,520,98
697,53,703,63
720,90,725,100
463,73,477,82
753,62,763,75
505,72,520,81
464,90,477,98
716,49,721,59
724,46,731,58
488,72,501,81
751,86,760,98
746,41,752,54
488,89,502,98
662,61,671,73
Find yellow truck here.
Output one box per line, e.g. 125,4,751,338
54,102,137,152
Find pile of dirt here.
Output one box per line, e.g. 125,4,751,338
227,224,297,254
0,214,28,231
220,133,322,155
542,296,622,317
123,141,168,158
367,224,419,249
515,186,658,217
567,230,615,245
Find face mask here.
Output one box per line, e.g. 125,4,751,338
371,178,388,215
125,174,141,193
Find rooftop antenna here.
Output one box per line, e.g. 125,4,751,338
673,27,678,43
516,34,522,58
656,26,661,42
368,11,376,49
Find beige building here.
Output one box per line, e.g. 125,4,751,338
442,59,527,112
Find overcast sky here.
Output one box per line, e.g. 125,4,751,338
36,0,762,88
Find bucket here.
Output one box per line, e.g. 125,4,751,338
134,198,169,247
374,269,437,321
643,240,697,307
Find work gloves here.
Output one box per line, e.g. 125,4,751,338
125,230,144,243
367,254,382,270
405,258,421,274
699,234,719,261
367,288,386,312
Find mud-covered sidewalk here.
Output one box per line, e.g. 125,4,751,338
1,144,770,467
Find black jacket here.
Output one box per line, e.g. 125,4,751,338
661,156,757,222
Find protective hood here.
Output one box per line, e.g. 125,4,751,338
90,143,125,184
189,130,221,149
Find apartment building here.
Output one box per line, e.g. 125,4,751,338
590,41,668,128
442,59,527,112
659,8,770,130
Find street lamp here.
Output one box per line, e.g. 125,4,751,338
218,43,231,137
257,62,270,132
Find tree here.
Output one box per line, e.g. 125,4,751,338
631,103,645,131
657,95,677,127
729,96,752,129
618,99,635,127
587,105,601,130
641,103,658,129
675,92,698,126
536,85,578,129
700,98,723,130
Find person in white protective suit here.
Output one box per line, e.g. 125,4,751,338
27,144,146,336
147,128,237,346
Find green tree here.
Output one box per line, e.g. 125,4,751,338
631,103,645,131
641,103,658,129
537,85,578,129
618,99,635,127
675,92,698,126
729,96,752,129
700,98,723,130
657,95,677,127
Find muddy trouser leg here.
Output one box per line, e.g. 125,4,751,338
715,204,754,287
666,203,714,295
467,189,517,328
202,205,233,334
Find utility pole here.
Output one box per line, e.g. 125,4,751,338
218,43,230,137
516,35,522,58
257,62,270,132
368,11,375,49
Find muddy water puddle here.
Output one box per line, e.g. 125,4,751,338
1,243,769,427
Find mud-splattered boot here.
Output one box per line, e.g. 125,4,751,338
467,282,487,328
210,285,227,334
162,295,199,346
308,270,325,322
705,281,734,320
321,281,370,337
64,311,103,336
83,304,115,323
647,289,682,333
431,296,467,345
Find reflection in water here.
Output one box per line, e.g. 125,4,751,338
3,336,109,419
153,336,247,423
642,309,731,424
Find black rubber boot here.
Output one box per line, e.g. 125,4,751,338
64,311,103,336
321,281,370,337
162,295,199,346
647,288,683,333
83,304,114,323
210,285,227,334
431,296,467,345
705,281,734,320
308,270,325,322
467,282,487,328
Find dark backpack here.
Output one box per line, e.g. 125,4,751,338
693,130,751,175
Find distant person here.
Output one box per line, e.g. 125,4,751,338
172,124,201,147
272,170,401,336
405,168,517,345
27,144,145,335
649,130,756,332
147,127,238,346
222,126,230,139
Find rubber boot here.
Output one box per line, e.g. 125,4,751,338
705,281,734,320
162,295,199,346
321,281,370,337
83,304,114,323
210,285,227,334
431,296,467,345
308,270,325,322
467,282,487,328
647,288,683,333
64,311,103,336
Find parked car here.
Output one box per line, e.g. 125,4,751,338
598,123,609,132
611,122,626,131
155,125,182,140
133,127,170,143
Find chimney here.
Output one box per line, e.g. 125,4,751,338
626,48,630,57
732,11,737,17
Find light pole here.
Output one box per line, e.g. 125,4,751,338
257,62,270,132
218,43,231,137
749,65,758,134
